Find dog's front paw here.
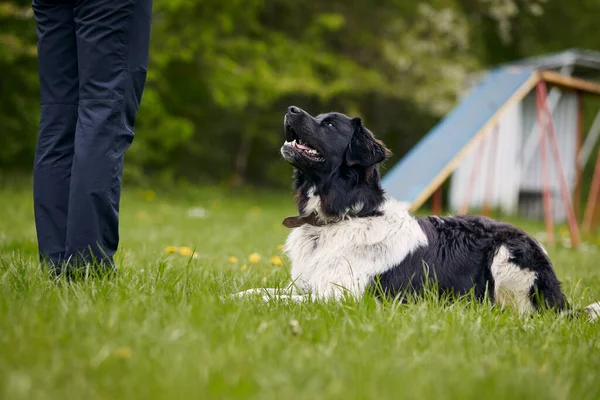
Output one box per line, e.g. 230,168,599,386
231,288,260,297
228,288,273,301
227,287,310,303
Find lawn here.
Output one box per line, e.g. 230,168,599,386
1,181,600,400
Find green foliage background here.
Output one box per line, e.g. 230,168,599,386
1,0,599,190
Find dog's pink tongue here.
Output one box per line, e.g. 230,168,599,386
296,143,312,151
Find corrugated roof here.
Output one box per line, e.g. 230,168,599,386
506,49,600,80
508,49,600,69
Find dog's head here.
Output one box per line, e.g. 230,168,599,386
280,106,392,226
280,106,391,175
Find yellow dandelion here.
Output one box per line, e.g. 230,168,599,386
248,252,261,264
179,246,193,256
228,256,239,264
113,347,133,359
240,264,248,271
270,255,284,266
143,189,156,201
165,246,178,254
262,276,268,284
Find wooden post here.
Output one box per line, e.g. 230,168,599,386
592,198,600,233
537,82,555,245
538,81,580,248
583,149,600,234
592,200,600,233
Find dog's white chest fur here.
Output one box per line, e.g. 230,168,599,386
283,198,427,299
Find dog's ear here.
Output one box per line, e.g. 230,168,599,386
345,117,392,167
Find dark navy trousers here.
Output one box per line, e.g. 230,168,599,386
32,0,152,274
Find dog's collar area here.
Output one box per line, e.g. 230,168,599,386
282,209,384,228
282,213,326,228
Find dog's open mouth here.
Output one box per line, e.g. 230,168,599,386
284,127,324,161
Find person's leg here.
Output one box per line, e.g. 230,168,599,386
65,0,152,270
31,1,78,273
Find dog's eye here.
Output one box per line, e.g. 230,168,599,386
323,121,333,127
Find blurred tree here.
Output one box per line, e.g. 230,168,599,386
0,1,38,171
134,0,478,185
0,0,598,188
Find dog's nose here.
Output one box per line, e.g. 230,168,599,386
288,106,301,114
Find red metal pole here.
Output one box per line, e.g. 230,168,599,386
536,82,555,245
432,186,442,215
538,81,580,248
482,124,499,217
459,137,486,215
583,149,600,234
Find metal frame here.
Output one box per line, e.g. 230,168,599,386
520,66,573,172
536,81,581,248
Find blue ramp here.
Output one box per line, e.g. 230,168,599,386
381,66,538,211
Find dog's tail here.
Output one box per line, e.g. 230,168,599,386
565,301,600,322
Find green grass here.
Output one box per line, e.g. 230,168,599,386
1,182,600,400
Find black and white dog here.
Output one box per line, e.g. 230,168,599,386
234,106,599,320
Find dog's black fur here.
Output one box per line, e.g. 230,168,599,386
281,106,570,312
283,106,391,222
377,215,567,310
